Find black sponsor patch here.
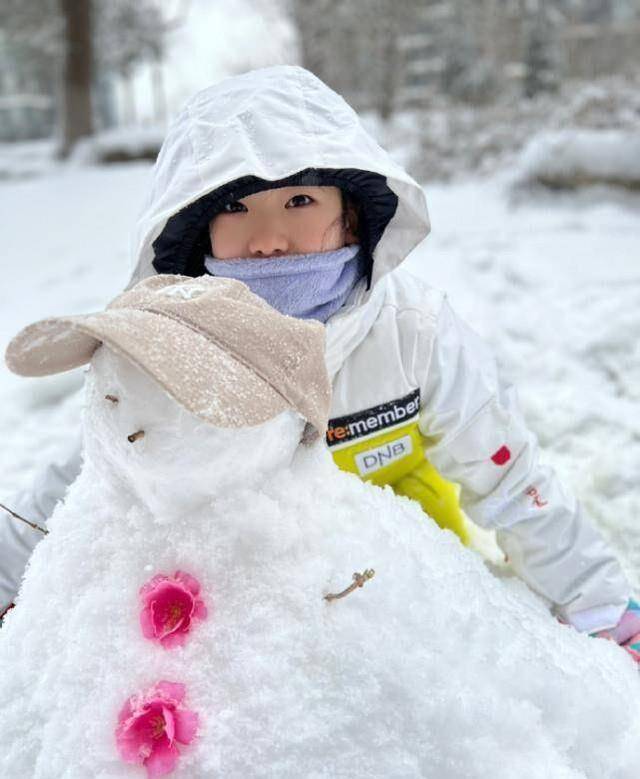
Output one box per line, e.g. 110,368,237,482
326,388,420,447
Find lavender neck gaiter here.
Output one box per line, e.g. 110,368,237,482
204,244,363,323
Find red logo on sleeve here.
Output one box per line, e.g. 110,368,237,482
525,485,548,508
491,445,511,465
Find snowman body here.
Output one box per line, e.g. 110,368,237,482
1,346,639,778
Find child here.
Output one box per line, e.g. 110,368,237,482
2,65,639,659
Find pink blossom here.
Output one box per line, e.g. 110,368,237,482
115,680,199,778
139,571,208,649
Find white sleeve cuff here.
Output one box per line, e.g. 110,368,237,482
564,602,628,634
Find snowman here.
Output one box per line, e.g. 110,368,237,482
0,275,639,779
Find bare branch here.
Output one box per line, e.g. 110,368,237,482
0,502,48,536
324,569,375,602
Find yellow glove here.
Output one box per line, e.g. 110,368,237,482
393,459,469,544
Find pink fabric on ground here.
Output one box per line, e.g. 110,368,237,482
593,599,640,665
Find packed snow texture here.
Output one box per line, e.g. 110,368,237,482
0,346,639,779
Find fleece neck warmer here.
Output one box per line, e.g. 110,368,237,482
204,244,363,323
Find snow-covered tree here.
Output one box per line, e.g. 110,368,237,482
0,0,61,140
290,0,422,118
439,10,499,104
524,18,559,98
93,0,182,126
0,0,182,150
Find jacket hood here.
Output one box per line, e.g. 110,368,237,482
128,65,430,291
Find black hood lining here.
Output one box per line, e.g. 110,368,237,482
151,168,398,287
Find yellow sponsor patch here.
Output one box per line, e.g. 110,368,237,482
327,390,423,487
331,422,424,487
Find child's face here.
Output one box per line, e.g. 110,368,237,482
208,185,357,259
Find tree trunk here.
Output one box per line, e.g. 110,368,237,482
58,0,93,159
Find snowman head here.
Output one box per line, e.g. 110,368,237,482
83,345,304,513
6,275,332,513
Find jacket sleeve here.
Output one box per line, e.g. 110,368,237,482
0,431,82,615
418,297,630,633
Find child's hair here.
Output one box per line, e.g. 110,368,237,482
340,189,360,242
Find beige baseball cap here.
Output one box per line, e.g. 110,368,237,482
5,275,331,440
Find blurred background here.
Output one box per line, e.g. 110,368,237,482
2,0,640,176
0,1,639,589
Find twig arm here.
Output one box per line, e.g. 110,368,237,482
324,569,375,602
0,502,48,536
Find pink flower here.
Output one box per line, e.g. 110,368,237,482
115,680,199,778
139,571,207,649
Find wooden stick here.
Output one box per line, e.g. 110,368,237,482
0,502,48,535
324,569,375,602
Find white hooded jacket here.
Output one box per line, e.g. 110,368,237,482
1,66,630,631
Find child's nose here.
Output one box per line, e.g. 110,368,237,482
248,227,289,258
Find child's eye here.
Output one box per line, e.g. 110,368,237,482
221,201,247,213
285,194,314,209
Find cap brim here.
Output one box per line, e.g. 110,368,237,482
5,310,291,429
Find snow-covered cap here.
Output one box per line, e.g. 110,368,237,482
5,275,331,441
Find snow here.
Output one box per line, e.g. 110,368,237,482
1,346,639,777
0,140,58,181
516,129,640,189
69,127,166,166
0,157,639,772
0,163,150,497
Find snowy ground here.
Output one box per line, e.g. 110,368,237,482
0,160,638,596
